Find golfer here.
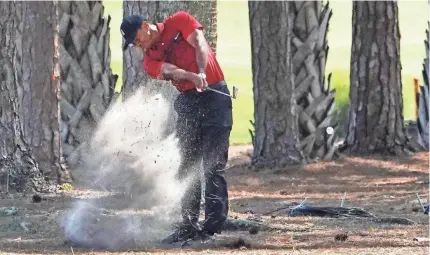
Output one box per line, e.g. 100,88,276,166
121,11,233,243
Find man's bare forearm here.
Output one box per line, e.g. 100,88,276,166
194,32,208,74
185,29,209,74
161,63,195,82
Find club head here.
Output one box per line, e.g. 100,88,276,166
232,86,238,99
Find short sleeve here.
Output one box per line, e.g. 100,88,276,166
143,57,164,79
168,11,203,40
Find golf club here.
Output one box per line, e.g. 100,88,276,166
205,86,238,99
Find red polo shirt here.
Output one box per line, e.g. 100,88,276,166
143,11,225,92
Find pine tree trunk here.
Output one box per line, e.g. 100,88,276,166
58,1,119,168
152,1,218,54
344,1,419,156
122,0,218,134
0,1,70,193
417,22,429,150
249,1,305,168
291,1,339,161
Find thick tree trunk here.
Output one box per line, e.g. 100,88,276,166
249,1,305,168
291,1,340,161
417,22,430,150
344,1,418,156
150,1,218,54
58,1,119,169
0,1,70,193
122,0,218,133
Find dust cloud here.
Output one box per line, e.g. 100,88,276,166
61,86,195,250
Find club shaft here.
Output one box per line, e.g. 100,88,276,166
206,87,234,98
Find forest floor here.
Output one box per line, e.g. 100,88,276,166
0,146,429,255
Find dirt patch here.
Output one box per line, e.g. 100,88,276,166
0,148,428,254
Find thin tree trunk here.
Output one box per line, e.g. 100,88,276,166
58,1,119,168
0,1,70,193
344,1,419,156
417,22,429,150
291,1,340,161
249,1,305,168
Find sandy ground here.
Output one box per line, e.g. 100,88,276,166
0,146,429,255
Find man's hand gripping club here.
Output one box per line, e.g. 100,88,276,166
161,63,238,99
161,63,208,91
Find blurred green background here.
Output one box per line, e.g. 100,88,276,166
103,0,429,145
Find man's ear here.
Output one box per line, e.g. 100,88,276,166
141,21,149,30
141,21,152,35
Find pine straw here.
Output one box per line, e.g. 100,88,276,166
0,150,428,254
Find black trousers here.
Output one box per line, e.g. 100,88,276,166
174,81,233,234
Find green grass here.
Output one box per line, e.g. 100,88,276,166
103,0,429,145
328,69,418,120
103,1,123,92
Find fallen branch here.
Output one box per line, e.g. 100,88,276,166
262,198,308,216
262,202,417,226
288,205,376,218
262,205,292,216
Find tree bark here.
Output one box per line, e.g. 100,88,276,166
58,1,119,169
344,1,418,156
290,1,340,161
416,22,429,150
0,1,70,193
249,1,305,168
